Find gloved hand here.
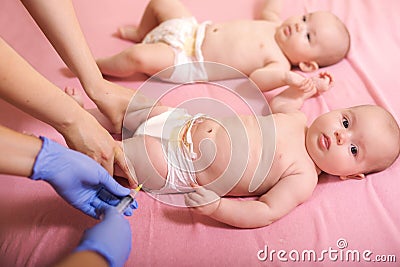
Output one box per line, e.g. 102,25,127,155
30,136,136,218
75,206,132,267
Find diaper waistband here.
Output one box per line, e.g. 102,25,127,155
179,113,207,159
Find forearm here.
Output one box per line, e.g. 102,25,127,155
270,85,316,113
250,68,304,92
260,0,283,21
209,198,277,229
0,125,42,177
20,0,102,95
0,38,90,136
54,251,108,267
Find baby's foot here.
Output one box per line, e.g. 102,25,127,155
64,86,85,107
118,25,141,42
312,72,334,93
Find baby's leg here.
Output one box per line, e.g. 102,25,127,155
122,0,193,42
64,86,85,107
64,87,117,133
124,135,168,190
97,42,175,78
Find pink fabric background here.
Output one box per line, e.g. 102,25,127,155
1,0,399,266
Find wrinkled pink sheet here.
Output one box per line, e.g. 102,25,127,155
1,0,399,266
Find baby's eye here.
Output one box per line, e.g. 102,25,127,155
350,144,358,156
342,117,349,128
302,15,307,22
306,33,311,41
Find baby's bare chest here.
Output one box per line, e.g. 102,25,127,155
269,116,310,171
203,21,286,73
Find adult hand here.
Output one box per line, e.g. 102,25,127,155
84,79,135,134
75,206,132,267
20,0,138,135
30,136,136,218
60,109,135,186
85,79,157,135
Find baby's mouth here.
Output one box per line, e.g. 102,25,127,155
318,133,330,150
284,25,291,36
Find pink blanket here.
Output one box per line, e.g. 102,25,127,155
1,0,399,266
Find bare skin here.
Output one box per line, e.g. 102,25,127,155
123,86,320,229
71,73,330,227
97,0,350,92
69,72,399,229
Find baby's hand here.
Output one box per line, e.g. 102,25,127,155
297,77,316,93
184,184,220,216
311,71,334,93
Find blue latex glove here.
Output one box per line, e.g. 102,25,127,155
30,136,136,218
75,206,132,267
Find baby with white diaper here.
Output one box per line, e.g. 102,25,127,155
65,74,400,229
96,0,350,92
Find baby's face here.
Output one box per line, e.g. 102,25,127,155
305,106,398,177
275,11,347,66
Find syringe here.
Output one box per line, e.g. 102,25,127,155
115,184,142,214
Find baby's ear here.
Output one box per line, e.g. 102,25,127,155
299,61,319,72
339,173,366,180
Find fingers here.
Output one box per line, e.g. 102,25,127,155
91,197,112,219
319,71,334,85
185,184,215,206
101,154,115,176
94,187,138,218
101,172,130,198
123,200,139,217
184,185,202,207
184,193,199,207
114,142,137,187
98,187,123,205
91,139,115,176
299,78,315,93
102,205,122,219
98,140,137,187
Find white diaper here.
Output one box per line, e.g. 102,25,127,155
142,17,210,83
134,108,206,194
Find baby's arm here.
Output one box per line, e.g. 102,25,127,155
250,65,310,92
186,174,316,228
269,72,333,114
250,59,334,93
260,0,283,22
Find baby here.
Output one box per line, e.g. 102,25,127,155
96,0,350,91
66,74,400,229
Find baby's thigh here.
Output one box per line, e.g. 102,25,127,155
150,0,192,21
123,135,167,190
127,43,175,75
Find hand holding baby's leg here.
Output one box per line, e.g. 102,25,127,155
64,86,122,134
64,86,85,107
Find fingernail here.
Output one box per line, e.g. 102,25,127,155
131,202,138,209
125,211,132,216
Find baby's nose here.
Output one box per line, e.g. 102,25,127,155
295,22,304,32
334,130,348,145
